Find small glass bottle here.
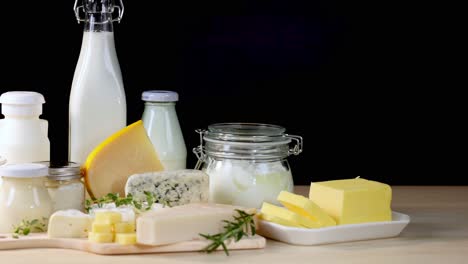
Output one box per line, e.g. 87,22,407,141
0,164,52,233
141,91,187,170
43,162,85,212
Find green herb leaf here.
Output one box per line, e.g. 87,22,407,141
200,209,256,256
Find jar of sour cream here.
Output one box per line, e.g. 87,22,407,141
0,163,52,233
193,123,303,208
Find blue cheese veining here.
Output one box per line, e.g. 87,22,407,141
125,170,209,206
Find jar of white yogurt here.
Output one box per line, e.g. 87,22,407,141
193,123,303,208
0,163,52,233
42,162,85,212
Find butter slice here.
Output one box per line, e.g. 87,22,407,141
259,212,302,227
309,178,392,225
260,202,322,228
277,191,336,227
48,210,92,238
137,203,256,246
115,233,137,245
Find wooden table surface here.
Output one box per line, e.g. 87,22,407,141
1,186,467,264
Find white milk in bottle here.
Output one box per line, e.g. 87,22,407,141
69,0,126,163
0,92,50,164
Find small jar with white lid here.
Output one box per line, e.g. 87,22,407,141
193,123,303,208
42,162,85,212
141,90,187,170
0,163,52,233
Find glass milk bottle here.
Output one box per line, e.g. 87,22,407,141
69,0,126,163
0,92,50,164
141,91,187,170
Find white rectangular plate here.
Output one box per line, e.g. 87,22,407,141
257,211,410,246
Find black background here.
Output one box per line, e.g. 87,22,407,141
0,1,460,185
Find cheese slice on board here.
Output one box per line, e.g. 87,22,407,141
83,121,164,199
48,210,92,238
137,203,257,246
277,191,336,227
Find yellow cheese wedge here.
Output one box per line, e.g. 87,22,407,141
309,178,392,225
115,233,137,245
114,222,135,233
94,211,122,225
277,191,336,227
260,202,322,228
92,222,113,233
83,120,164,199
88,232,114,243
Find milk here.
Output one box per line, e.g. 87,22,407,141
69,31,126,163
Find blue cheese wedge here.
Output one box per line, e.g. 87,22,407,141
125,170,209,206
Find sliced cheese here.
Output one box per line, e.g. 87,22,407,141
137,203,257,246
277,191,336,227
260,202,322,228
125,170,209,206
309,178,392,225
83,120,164,199
47,210,92,238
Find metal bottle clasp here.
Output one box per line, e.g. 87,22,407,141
73,0,125,24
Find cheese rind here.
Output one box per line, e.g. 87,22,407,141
260,202,322,228
83,121,164,199
47,210,92,238
136,203,256,246
309,178,392,225
277,191,336,227
125,170,209,206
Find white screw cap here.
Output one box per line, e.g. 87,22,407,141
142,90,179,102
0,163,48,178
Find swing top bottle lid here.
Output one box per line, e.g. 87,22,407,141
74,0,124,23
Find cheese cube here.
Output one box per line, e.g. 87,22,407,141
137,203,256,246
90,207,135,224
277,191,336,227
47,210,92,238
115,233,137,245
114,222,135,233
309,178,392,225
260,202,322,228
88,232,114,243
92,222,113,233
94,211,122,224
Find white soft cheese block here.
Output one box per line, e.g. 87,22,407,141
125,170,209,206
137,203,256,246
48,210,92,238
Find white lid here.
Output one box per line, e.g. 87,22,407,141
142,90,179,102
0,91,45,116
0,163,48,178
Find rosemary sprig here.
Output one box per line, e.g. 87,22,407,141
12,218,47,239
85,192,171,213
200,209,256,256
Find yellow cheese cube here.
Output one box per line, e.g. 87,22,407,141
94,211,122,224
259,212,302,227
309,178,392,225
88,232,114,243
115,233,137,245
114,222,135,233
260,202,322,228
278,191,336,227
92,222,113,233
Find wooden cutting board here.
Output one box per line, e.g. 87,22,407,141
0,233,266,255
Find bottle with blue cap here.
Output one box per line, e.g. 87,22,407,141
141,91,187,170
0,91,50,165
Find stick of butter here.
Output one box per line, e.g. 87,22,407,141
309,178,392,225
260,202,322,228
